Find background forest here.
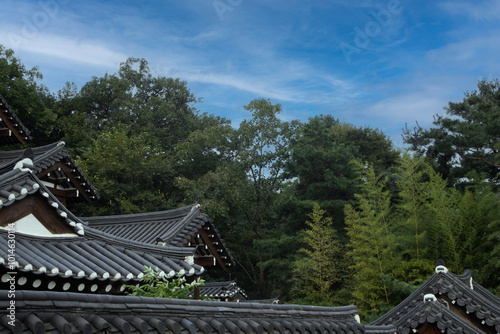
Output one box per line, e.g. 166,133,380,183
1,45,499,321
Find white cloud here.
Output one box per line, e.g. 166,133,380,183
426,35,500,71
439,1,500,21
2,28,127,68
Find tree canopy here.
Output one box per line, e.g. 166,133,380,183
403,79,500,186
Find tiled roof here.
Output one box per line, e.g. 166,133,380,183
0,289,397,334
0,165,84,235
0,140,98,203
0,168,204,292
0,229,203,293
83,205,235,268
391,297,485,334
371,264,500,334
0,93,31,145
188,280,248,300
83,205,204,246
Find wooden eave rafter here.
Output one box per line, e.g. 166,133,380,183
36,161,92,202
0,110,27,144
0,128,12,137
190,228,229,271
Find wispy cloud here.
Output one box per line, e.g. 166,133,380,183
1,0,498,144
439,1,500,21
1,29,127,68
426,35,500,73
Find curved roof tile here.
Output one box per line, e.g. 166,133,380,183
188,280,248,300
0,169,203,289
0,289,397,334
83,204,235,267
371,265,500,334
0,140,98,202
0,229,202,285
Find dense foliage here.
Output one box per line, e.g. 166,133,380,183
345,155,500,319
403,79,500,186
125,267,207,299
1,46,499,319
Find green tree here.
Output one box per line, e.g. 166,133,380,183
403,78,500,186
457,176,500,293
58,57,201,151
291,204,348,305
345,161,396,316
227,99,300,298
393,154,430,262
423,166,463,271
75,125,172,215
177,98,300,299
287,115,398,230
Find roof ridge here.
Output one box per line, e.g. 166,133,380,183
84,226,198,259
12,289,362,315
83,203,196,224
159,205,202,243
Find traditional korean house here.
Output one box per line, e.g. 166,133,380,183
371,260,500,334
0,94,31,146
83,205,234,271
0,94,400,334
0,157,400,334
0,157,204,295
0,140,98,205
1,288,398,334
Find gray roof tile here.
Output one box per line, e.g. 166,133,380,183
83,204,235,267
371,264,500,334
0,140,98,202
0,170,204,290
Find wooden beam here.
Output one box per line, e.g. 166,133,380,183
194,256,216,266
198,228,227,271
0,128,12,137
0,112,27,144
44,186,78,198
37,162,92,202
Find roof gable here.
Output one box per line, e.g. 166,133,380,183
0,141,98,204
0,165,84,236
371,263,500,334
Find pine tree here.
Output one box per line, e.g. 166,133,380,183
291,204,347,305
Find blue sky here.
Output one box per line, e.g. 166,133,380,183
2,0,500,146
